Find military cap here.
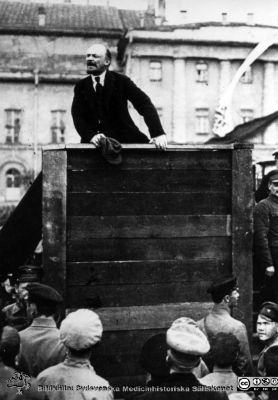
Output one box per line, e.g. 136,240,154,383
15,265,43,283
167,317,210,356
268,169,278,183
26,282,63,304
272,151,278,157
60,309,103,350
207,276,237,297
259,302,278,322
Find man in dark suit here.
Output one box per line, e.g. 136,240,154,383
71,43,167,149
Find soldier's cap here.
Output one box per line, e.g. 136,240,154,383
60,309,103,350
16,265,43,283
207,276,237,297
167,317,210,356
26,282,63,304
272,151,278,158
268,169,278,183
259,302,278,322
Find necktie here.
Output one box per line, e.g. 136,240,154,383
95,76,102,96
94,76,104,131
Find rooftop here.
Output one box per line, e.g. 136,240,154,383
0,1,126,33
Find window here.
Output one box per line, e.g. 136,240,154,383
5,109,22,144
195,108,210,135
149,61,162,81
51,110,66,143
240,66,253,84
196,62,208,82
5,168,21,201
241,109,254,123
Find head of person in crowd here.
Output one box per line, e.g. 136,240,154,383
267,169,278,198
1,273,15,295
166,317,210,373
0,273,15,309
209,332,240,370
86,43,111,76
15,265,43,301
60,309,103,360
140,333,169,385
264,345,278,375
25,282,63,320
207,276,239,310
0,324,20,368
257,302,278,342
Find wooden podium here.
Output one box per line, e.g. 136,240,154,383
42,143,253,388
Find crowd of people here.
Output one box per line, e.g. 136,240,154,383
0,269,277,400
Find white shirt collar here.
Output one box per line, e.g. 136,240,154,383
91,71,106,88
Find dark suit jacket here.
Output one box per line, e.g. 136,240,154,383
71,71,166,144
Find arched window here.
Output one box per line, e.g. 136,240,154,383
6,168,21,188
5,168,22,201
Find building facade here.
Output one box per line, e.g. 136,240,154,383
0,1,124,211
122,22,278,159
1,0,278,217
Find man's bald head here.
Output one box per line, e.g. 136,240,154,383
86,44,111,75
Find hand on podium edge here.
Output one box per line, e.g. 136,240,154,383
150,134,167,150
90,133,106,147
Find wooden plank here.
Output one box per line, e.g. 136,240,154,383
67,215,231,240
95,329,166,355
92,354,144,377
67,192,231,216
66,259,229,285
67,236,231,262
67,302,213,330
67,149,232,171
46,143,236,150
42,150,67,301
67,282,215,307
67,169,231,193
232,148,254,340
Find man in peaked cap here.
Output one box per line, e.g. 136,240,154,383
256,301,278,376
37,309,113,400
2,265,43,331
254,170,278,303
18,283,67,377
255,151,278,203
133,317,228,400
197,276,253,376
